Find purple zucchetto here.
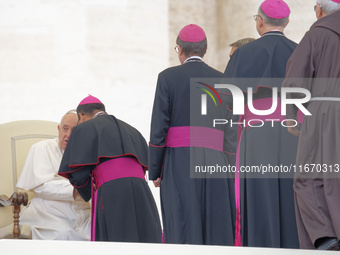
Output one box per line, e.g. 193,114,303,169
78,95,103,106
261,0,290,19
178,24,206,43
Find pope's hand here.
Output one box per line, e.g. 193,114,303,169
73,188,82,201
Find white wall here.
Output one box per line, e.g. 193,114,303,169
0,0,169,226
0,0,169,142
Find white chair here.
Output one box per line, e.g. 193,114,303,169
0,120,58,239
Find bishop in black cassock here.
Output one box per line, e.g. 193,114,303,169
59,95,162,243
149,24,236,245
222,0,299,248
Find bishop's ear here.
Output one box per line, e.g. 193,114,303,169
77,113,84,124
284,18,289,28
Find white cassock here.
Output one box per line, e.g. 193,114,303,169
16,138,91,240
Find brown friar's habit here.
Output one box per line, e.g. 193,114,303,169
283,10,340,249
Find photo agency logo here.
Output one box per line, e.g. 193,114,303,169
197,81,312,128
197,82,223,115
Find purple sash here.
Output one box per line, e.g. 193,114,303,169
165,126,224,152
90,157,145,241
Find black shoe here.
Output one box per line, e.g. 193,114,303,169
328,241,340,251
317,238,340,250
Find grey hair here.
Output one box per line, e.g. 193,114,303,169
176,37,207,58
60,109,77,124
316,0,340,14
258,7,289,27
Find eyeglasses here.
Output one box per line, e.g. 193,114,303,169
174,45,179,53
253,15,262,21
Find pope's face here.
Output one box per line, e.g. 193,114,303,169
58,114,78,150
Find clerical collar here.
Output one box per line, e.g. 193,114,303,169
262,30,285,37
184,56,203,64
93,111,107,119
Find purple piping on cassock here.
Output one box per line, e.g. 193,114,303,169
91,187,98,241
234,98,304,246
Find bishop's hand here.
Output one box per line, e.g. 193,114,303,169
153,178,161,188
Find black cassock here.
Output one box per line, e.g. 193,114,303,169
149,59,236,245
222,31,300,248
59,114,162,242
